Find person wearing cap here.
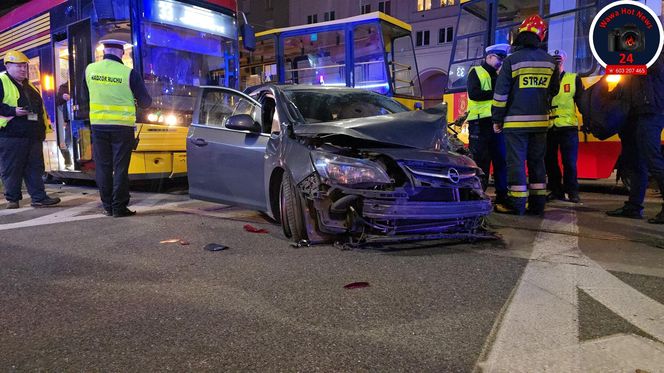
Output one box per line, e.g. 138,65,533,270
0,50,61,209
84,39,151,217
466,43,510,205
492,15,560,216
545,49,585,204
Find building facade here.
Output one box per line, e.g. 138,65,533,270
239,0,291,31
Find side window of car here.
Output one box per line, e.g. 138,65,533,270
198,89,262,128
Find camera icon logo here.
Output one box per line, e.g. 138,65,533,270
608,24,645,53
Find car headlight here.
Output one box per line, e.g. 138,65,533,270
311,151,391,185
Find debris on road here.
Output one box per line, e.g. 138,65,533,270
291,239,310,248
243,224,269,234
160,238,190,245
204,243,229,251
343,282,370,290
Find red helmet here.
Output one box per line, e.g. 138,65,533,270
518,15,547,42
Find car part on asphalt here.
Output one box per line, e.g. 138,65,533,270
204,243,229,251
243,224,269,233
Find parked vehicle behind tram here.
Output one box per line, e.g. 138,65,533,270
0,0,253,182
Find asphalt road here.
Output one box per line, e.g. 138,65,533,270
0,182,663,372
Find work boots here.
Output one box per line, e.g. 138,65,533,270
494,197,527,215
30,196,61,207
606,203,644,219
527,195,546,216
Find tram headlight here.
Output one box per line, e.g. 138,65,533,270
165,114,178,126
147,113,159,122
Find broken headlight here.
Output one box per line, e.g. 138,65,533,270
311,151,391,185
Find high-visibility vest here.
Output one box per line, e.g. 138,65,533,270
550,72,578,128
467,66,492,120
85,59,135,126
0,72,52,133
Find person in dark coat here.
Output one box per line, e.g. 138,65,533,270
0,50,61,209
606,52,664,223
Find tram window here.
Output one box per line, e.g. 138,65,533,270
391,35,422,97
353,24,388,94
545,7,599,75
283,30,346,86
140,19,238,126
240,36,277,90
542,0,595,16
496,0,539,29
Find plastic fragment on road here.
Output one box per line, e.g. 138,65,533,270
291,239,310,248
243,224,269,233
343,282,370,290
204,243,229,251
160,238,190,245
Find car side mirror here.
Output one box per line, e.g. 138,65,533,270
226,114,261,133
240,12,256,52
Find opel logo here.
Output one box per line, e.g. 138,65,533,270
447,167,460,184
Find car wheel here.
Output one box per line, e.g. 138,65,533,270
280,174,308,242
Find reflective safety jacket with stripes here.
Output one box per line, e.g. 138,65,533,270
491,46,560,132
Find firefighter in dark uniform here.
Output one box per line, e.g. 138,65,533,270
545,49,584,203
84,39,152,217
466,43,511,205
0,50,61,209
492,15,560,215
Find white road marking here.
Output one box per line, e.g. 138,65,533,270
479,208,664,372
0,192,261,231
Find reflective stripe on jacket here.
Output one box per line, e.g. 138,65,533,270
467,66,492,120
85,59,135,126
0,72,52,133
491,47,559,131
550,72,578,127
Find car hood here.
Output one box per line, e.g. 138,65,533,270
292,105,447,149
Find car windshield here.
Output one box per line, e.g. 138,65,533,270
284,89,408,124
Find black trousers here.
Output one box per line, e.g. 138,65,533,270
505,130,547,212
468,118,508,199
545,126,579,196
0,137,48,203
92,125,134,212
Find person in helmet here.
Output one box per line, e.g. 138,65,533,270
83,39,152,217
545,49,585,204
0,50,61,209
466,43,511,205
492,15,560,215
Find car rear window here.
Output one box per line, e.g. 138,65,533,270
284,90,408,124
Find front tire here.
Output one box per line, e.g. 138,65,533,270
279,174,308,242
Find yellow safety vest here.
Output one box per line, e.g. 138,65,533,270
85,59,135,126
550,72,578,128
467,66,493,120
0,72,52,133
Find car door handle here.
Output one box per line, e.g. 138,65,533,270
191,138,208,147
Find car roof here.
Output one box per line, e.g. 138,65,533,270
248,84,379,94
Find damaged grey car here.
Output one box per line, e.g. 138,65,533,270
187,85,492,245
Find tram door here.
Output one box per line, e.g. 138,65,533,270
53,32,74,171
67,19,93,167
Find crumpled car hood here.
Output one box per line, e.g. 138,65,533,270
292,105,447,149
